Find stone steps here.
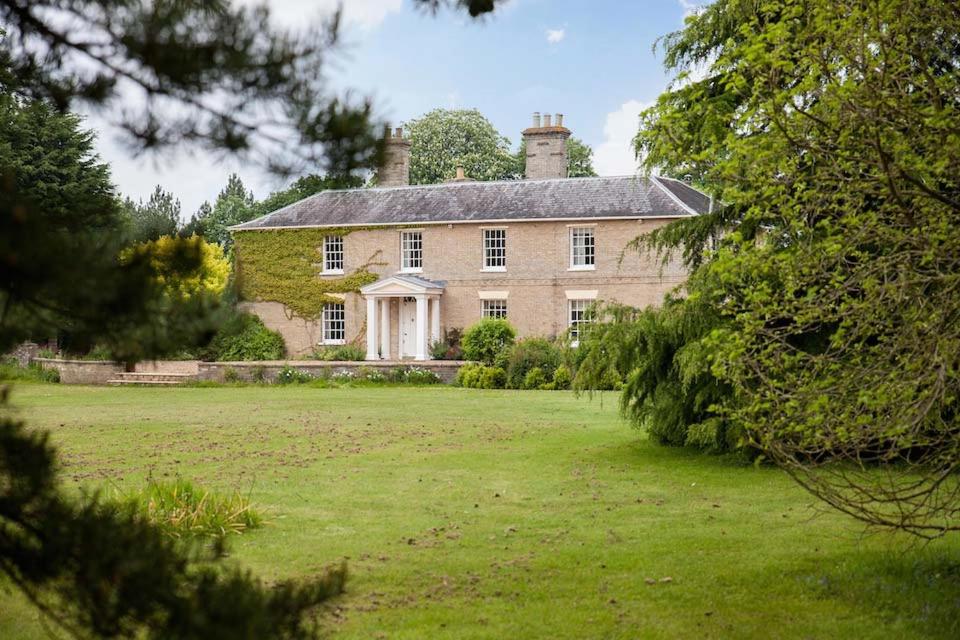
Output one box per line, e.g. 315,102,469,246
107,372,196,386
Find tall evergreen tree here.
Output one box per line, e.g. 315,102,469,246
121,186,181,243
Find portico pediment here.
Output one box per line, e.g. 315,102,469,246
360,274,445,297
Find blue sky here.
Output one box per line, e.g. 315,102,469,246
94,0,701,216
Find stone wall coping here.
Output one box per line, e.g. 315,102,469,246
33,357,119,365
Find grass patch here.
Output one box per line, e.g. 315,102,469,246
0,359,59,383
114,478,263,540
1,385,959,639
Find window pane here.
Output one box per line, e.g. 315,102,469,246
323,235,343,272
402,231,423,270
482,299,508,319
569,299,590,340
322,303,345,344
570,227,595,267
483,229,506,269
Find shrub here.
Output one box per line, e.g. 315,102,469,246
276,365,312,384
461,318,515,365
250,365,266,383
430,327,464,360
552,364,572,390
456,363,482,387
0,359,60,383
504,337,561,389
313,344,365,361
222,366,240,382
115,478,262,540
522,367,548,390
478,366,506,389
203,312,285,361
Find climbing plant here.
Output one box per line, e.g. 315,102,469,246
233,229,383,320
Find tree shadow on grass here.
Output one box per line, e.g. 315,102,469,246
792,546,960,639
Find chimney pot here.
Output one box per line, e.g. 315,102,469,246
532,112,541,128
556,113,564,127
384,124,391,138
543,113,552,127
395,127,403,138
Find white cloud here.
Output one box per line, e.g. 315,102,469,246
592,100,653,177
677,0,705,19
240,0,403,29
546,28,565,44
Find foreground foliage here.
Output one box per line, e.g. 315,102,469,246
634,0,960,536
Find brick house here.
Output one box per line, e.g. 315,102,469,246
230,113,710,360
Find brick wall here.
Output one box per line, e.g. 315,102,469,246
242,218,687,357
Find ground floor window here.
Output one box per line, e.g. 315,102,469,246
321,303,345,344
482,299,508,319
568,299,591,344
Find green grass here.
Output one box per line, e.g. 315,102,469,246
1,383,958,639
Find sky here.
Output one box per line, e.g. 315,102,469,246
92,0,703,217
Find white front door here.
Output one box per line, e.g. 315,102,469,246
399,298,418,358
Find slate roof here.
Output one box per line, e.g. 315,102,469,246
231,175,708,231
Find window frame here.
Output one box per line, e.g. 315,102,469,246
321,302,346,345
322,235,344,274
569,226,596,271
482,227,507,272
481,298,508,319
400,230,423,273
568,299,591,345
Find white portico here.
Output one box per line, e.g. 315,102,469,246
359,275,444,361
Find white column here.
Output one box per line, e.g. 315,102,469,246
365,296,378,360
415,294,428,361
380,298,391,360
430,297,440,350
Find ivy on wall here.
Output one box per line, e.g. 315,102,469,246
233,228,384,320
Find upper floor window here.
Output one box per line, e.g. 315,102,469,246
569,226,595,270
401,230,423,272
482,299,508,319
483,228,507,271
322,235,344,273
568,299,591,344
321,303,345,345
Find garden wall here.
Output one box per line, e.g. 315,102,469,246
34,358,123,384
197,360,466,384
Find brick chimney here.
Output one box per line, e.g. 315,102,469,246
522,112,571,180
378,125,411,187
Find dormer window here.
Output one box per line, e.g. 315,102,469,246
400,230,423,272
322,235,344,274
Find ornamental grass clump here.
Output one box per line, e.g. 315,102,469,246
119,479,263,540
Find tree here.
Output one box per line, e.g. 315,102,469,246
406,109,519,184
516,137,597,178
635,0,960,537
121,186,181,244
200,174,256,249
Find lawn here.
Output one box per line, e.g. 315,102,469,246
1,383,958,639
